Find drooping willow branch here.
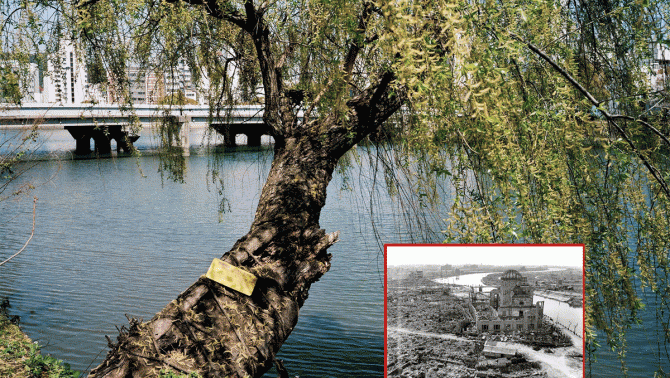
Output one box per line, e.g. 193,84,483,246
513,35,670,199
0,197,37,267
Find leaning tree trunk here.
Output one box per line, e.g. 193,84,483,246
89,140,338,378
86,0,400,375
88,75,403,378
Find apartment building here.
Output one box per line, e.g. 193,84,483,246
127,67,165,104
42,40,104,104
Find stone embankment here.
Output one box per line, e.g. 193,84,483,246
535,290,583,308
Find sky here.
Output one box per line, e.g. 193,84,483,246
386,245,583,268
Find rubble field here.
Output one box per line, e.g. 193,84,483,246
387,282,579,377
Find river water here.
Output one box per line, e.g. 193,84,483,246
587,290,670,377
3,127,662,377
536,295,583,339
436,272,497,292
0,128,446,376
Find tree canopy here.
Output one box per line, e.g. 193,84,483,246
3,0,670,376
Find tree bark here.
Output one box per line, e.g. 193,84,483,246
89,137,335,378
89,74,403,378
87,1,403,377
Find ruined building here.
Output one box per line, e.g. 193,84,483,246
476,270,544,333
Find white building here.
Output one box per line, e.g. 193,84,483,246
43,40,104,105
104,60,206,105
164,59,201,104
650,44,670,92
23,63,41,103
127,66,165,104
38,40,238,106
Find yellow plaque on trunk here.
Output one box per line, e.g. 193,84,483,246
205,258,257,296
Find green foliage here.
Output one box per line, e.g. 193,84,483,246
0,66,22,104
0,125,40,200
156,115,187,183
23,345,81,378
1,300,80,378
86,51,107,85
380,0,670,371
158,368,201,378
158,92,198,106
0,0,57,200
0,0,49,105
29,0,670,373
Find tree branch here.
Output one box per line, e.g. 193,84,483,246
608,118,670,198
513,35,601,106
304,1,377,123
274,359,289,378
0,197,37,268
342,1,375,79
164,0,249,30
303,77,333,123
516,35,670,198
78,0,248,31
326,71,406,157
609,114,670,149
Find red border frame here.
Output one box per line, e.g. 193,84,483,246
383,243,586,378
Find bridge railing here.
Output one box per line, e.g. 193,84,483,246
0,104,266,128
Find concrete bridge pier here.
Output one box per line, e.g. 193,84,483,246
209,124,236,147
210,123,271,147
91,128,112,155
178,116,190,156
108,126,140,153
246,131,262,147
65,126,140,155
65,127,93,155
164,115,191,156
224,126,236,147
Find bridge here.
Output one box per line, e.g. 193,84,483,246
0,104,271,155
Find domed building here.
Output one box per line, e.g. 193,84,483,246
477,270,544,333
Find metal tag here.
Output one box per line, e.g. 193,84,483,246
205,258,257,296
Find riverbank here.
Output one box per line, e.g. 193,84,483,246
0,301,81,378
535,290,583,308
0,305,33,377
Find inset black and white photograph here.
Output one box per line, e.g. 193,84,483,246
386,244,584,378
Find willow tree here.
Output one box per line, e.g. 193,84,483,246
72,0,403,377
0,0,47,201
35,0,670,376
384,0,670,376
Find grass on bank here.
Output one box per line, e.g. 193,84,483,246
0,299,81,378
1,299,209,378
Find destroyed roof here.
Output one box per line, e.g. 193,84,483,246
501,270,525,281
